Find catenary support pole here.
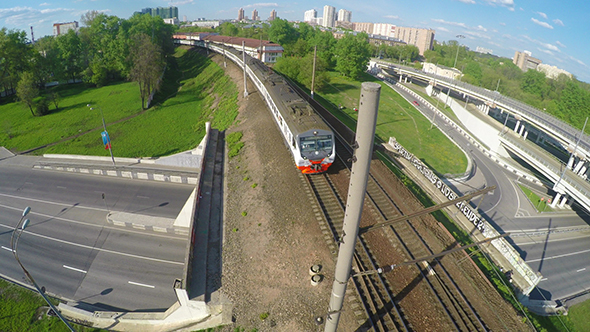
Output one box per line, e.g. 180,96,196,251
242,41,248,98
324,82,381,332
311,45,317,99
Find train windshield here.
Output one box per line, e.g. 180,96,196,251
300,135,333,153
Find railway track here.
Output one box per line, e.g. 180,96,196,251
304,135,488,331
286,70,488,331
305,160,407,332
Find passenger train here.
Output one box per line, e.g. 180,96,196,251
183,37,336,174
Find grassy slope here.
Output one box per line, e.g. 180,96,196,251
0,279,104,332
316,72,467,175
1,47,238,158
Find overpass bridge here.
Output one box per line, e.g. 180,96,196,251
370,60,590,212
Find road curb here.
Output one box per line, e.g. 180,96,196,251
33,163,199,185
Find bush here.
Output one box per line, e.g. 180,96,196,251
35,98,50,116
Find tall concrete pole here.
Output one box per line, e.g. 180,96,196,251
324,82,381,332
311,45,317,99
242,41,248,98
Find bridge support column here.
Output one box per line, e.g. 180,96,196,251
535,131,544,143
519,124,525,137
567,156,575,169
523,130,529,140
514,120,521,133
574,160,585,173
550,192,562,208
579,165,587,176
559,194,569,208
399,75,402,83
404,76,408,83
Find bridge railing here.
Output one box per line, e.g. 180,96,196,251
377,60,590,154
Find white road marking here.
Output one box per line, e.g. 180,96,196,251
128,281,155,288
0,223,183,265
526,248,590,263
1,246,14,252
541,278,548,281
0,192,104,211
137,196,150,199
63,265,87,274
56,186,67,189
0,204,183,241
577,268,586,273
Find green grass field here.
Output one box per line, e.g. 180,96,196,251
0,279,104,332
0,47,238,158
315,72,467,175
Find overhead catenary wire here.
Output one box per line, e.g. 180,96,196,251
352,233,508,277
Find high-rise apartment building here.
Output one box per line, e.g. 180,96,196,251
304,9,317,22
238,8,245,21
137,6,178,19
252,9,259,21
373,23,395,37
353,22,374,34
53,21,79,36
322,5,336,28
513,51,542,72
269,9,277,21
337,9,351,22
393,27,435,55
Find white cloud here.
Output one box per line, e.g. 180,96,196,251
537,47,554,56
431,18,489,35
556,41,566,48
243,3,278,8
170,0,194,5
531,18,553,29
483,0,515,10
536,11,547,19
463,30,491,40
431,18,467,29
384,15,399,20
437,27,450,32
499,22,506,26
553,19,564,26
522,35,560,52
39,3,50,6
455,0,476,3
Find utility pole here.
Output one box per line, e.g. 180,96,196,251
325,82,381,332
311,45,317,99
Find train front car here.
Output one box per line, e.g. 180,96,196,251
297,129,335,174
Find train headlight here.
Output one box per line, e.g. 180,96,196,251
315,151,319,155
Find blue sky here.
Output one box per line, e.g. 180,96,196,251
2,0,590,82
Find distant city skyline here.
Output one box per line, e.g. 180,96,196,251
2,1,589,82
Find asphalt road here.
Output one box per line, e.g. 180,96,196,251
393,82,590,303
0,159,194,311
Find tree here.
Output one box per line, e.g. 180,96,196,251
267,18,298,50
0,28,32,94
334,33,372,79
218,22,238,37
16,71,39,116
128,33,165,109
56,30,83,82
520,69,547,98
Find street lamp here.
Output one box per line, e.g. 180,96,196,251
87,104,115,167
10,207,76,332
453,35,465,69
